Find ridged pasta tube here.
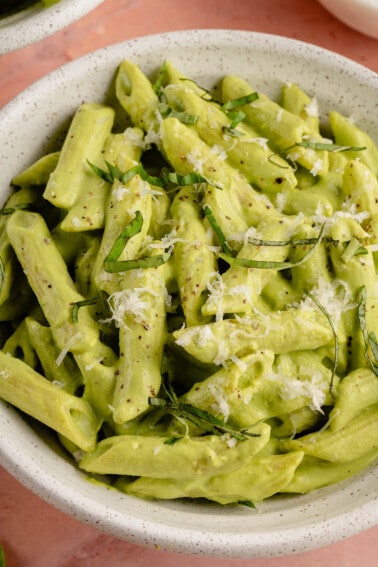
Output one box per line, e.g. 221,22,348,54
79,422,270,478
0,350,99,451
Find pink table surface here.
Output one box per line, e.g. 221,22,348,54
1,0,378,565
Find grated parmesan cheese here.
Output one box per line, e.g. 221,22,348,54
296,276,355,329
55,332,82,366
106,287,159,327
0,369,11,380
267,365,327,413
310,159,323,176
304,97,319,118
208,381,230,421
186,149,205,175
71,217,82,228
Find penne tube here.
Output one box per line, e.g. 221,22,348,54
163,81,297,193
6,210,100,353
170,185,216,326
44,103,115,211
115,60,160,134
283,451,378,494
110,263,167,424
0,350,99,451
25,317,82,395
329,368,378,431
329,110,378,176
281,83,320,132
79,422,270,478
2,61,378,506
280,403,378,463
12,151,60,187
221,75,329,176
173,310,334,365
160,117,277,228
125,450,304,505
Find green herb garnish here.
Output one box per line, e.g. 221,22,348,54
71,297,98,323
357,285,378,376
222,92,258,111
223,110,246,137
106,211,143,263
0,258,4,295
304,289,338,396
221,93,257,136
286,141,367,153
162,171,208,186
0,544,5,567
149,375,260,442
220,224,325,270
203,205,233,256
104,252,171,273
153,63,167,95
89,160,222,191
88,160,165,188
0,202,35,215
161,106,199,125
101,210,167,273
239,500,256,509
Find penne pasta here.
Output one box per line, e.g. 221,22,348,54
0,60,377,507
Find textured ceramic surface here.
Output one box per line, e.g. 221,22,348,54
0,30,377,559
0,0,105,54
318,0,378,39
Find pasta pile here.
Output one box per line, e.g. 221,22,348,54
1,60,378,506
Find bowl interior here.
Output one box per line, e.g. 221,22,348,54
0,30,378,559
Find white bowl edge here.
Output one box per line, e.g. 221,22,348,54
0,0,105,54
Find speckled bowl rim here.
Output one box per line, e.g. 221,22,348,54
0,30,377,559
0,0,105,54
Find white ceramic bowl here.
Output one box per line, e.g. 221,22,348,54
318,0,378,39
0,30,378,559
0,0,105,54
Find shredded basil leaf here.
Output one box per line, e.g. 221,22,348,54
87,160,114,183
88,160,165,188
286,141,367,153
104,251,171,273
170,110,199,124
0,202,35,215
223,109,246,135
0,544,5,567
164,436,184,445
267,153,292,169
153,63,167,95
158,102,199,124
357,285,378,376
304,290,338,396
227,110,245,129
222,92,258,111
354,246,369,256
247,235,331,247
71,297,98,323
223,127,245,138
180,77,212,100
203,205,233,256
105,211,143,263
220,224,325,270
239,500,256,509
368,331,378,362
162,171,207,186
0,258,4,295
